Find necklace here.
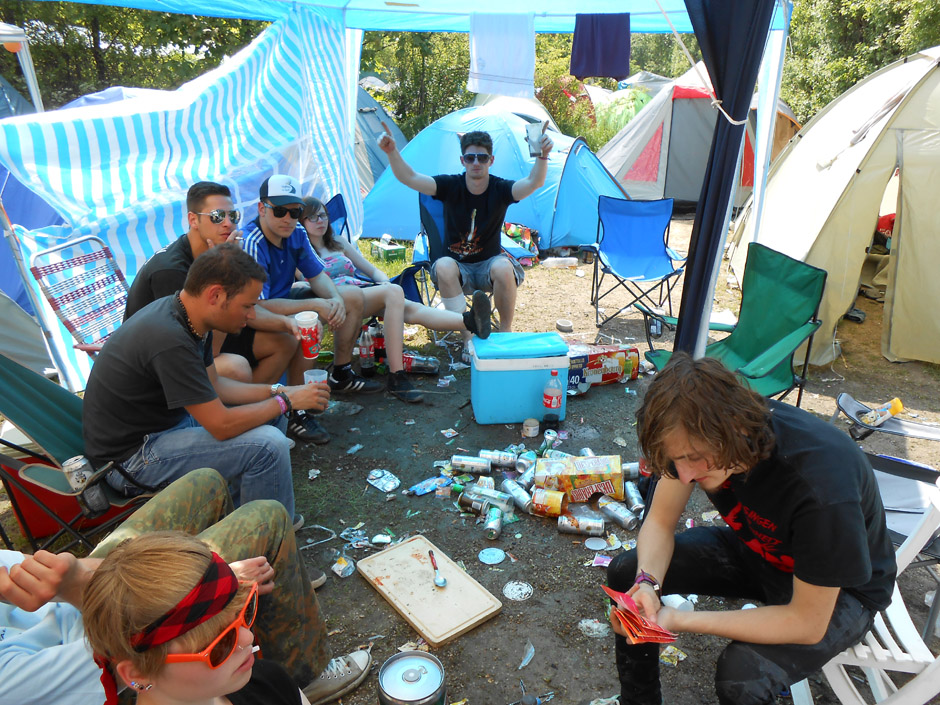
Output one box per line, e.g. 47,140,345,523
175,292,203,339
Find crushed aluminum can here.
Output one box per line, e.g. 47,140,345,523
543,449,574,459
475,476,496,490
483,505,503,540
558,513,606,536
579,447,596,457
367,469,401,492
515,450,538,475
500,479,533,514
597,495,639,530
537,429,559,456
371,534,392,545
479,449,518,468
624,480,645,515
450,454,492,474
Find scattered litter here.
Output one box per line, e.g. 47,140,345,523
386,493,396,502
450,700,469,705
331,555,355,578
557,430,569,440
371,534,391,546
403,326,419,337
405,509,422,518
347,443,364,454
506,552,518,563
606,534,622,550
503,581,534,601
556,318,574,333
623,538,637,550
659,644,687,667
366,469,400,492
584,537,609,551
435,486,452,498
685,518,695,529
575,269,586,278
450,362,470,372
613,436,628,447
298,524,337,550
441,428,459,438
404,419,416,425
327,628,344,636
588,697,619,705
437,377,452,388
365,634,385,642
323,400,363,416
349,427,360,433
405,475,452,496
702,510,721,522
578,618,611,638
397,638,430,652
517,639,536,669
478,547,506,565
456,560,469,572
624,388,637,396
592,554,612,568
307,469,321,481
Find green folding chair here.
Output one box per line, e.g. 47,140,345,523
0,354,153,552
637,242,827,407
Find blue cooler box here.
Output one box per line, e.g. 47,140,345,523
469,332,569,424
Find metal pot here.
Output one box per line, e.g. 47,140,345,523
378,651,446,705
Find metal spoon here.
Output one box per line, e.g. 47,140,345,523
428,550,447,588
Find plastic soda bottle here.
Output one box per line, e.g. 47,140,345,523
371,321,386,363
543,369,563,411
359,328,375,377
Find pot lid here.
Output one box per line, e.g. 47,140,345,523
380,652,444,701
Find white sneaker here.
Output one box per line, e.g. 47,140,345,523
303,650,372,705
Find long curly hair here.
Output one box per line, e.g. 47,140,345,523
636,352,775,479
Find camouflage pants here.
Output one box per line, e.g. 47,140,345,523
91,467,329,687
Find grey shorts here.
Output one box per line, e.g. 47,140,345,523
430,254,524,295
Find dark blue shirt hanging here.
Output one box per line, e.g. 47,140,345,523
569,13,631,81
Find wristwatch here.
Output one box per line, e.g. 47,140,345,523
270,383,284,397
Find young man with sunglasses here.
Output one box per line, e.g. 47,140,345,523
379,124,553,349
242,176,381,415
606,353,895,705
125,182,317,440
0,468,371,705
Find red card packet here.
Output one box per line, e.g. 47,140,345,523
603,585,677,644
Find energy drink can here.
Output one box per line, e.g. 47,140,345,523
597,495,639,530
500,479,533,514
515,450,538,474
557,514,606,536
479,449,517,468
623,462,641,481
483,506,503,540
537,429,558,456
543,449,574,459
624,480,645,515
450,455,492,475
579,448,596,457
475,476,495,490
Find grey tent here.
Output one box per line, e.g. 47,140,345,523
355,87,407,195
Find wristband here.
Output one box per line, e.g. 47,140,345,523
276,391,293,415
634,569,661,596
537,156,549,160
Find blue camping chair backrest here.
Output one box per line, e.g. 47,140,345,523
417,192,447,264
325,193,351,243
597,196,675,281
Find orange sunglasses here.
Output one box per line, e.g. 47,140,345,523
164,582,258,669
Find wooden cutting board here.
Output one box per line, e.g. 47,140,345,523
356,534,502,647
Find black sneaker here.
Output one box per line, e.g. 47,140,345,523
287,411,330,445
464,290,492,339
328,369,383,394
387,370,425,403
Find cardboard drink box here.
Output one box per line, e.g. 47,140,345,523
565,338,639,395
370,240,407,262
533,455,624,502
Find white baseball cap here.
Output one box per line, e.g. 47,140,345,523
259,174,303,206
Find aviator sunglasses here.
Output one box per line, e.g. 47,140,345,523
192,209,242,225
263,202,304,220
461,153,492,164
164,582,258,669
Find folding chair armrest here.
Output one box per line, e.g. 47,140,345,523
736,321,821,379
634,302,678,327
413,233,431,264
666,247,687,263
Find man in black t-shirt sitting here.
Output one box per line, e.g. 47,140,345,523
379,125,552,348
606,353,896,705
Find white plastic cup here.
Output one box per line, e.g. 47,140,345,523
304,369,328,385
295,311,320,359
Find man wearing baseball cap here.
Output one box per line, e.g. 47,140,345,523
242,176,381,444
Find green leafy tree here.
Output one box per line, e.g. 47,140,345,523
0,1,264,108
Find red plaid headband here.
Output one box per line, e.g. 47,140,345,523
130,551,238,652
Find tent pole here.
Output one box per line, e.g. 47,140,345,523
15,43,44,113
0,199,72,387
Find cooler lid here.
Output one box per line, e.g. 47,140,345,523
470,332,569,360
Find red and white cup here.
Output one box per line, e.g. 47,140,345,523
295,311,320,360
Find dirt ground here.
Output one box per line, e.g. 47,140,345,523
3,216,939,704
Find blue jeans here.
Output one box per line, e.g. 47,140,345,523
106,413,294,517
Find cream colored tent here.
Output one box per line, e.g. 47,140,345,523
730,46,940,365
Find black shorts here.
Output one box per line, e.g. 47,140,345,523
218,326,258,368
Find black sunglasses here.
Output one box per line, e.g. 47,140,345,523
461,153,492,164
263,202,303,220
193,209,241,225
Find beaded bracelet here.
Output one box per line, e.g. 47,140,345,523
275,391,293,415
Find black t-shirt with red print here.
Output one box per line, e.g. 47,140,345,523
706,400,895,612
433,174,517,264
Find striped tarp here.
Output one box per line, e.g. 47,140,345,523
0,6,361,390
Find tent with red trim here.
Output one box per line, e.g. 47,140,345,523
598,62,798,208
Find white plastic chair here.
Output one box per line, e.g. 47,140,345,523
791,477,940,705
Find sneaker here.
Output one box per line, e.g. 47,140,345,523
463,290,492,339
309,566,327,590
303,650,372,705
287,411,331,445
328,369,383,394
293,513,305,531
387,370,424,403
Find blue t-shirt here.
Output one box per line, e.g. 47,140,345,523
241,219,324,299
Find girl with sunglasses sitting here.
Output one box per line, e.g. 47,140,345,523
83,532,308,705
300,196,492,403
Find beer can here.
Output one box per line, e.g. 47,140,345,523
462,485,514,515
450,455,492,475
579,447,596,457
483,506,503,540
530,488,567,517
479,449,517,468
63,455,109,515
557,513,606,536
623,461,640,481
63,455,93,491
475,476,495,490
500,479,533,514
624,480,645,515
456,492,490,515
543,449,574,459
597,495,639,530
515,450,538,474
537,429,558,456
516,466,536,491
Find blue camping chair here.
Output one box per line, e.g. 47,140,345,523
586,196,685,332
324,193,352,244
